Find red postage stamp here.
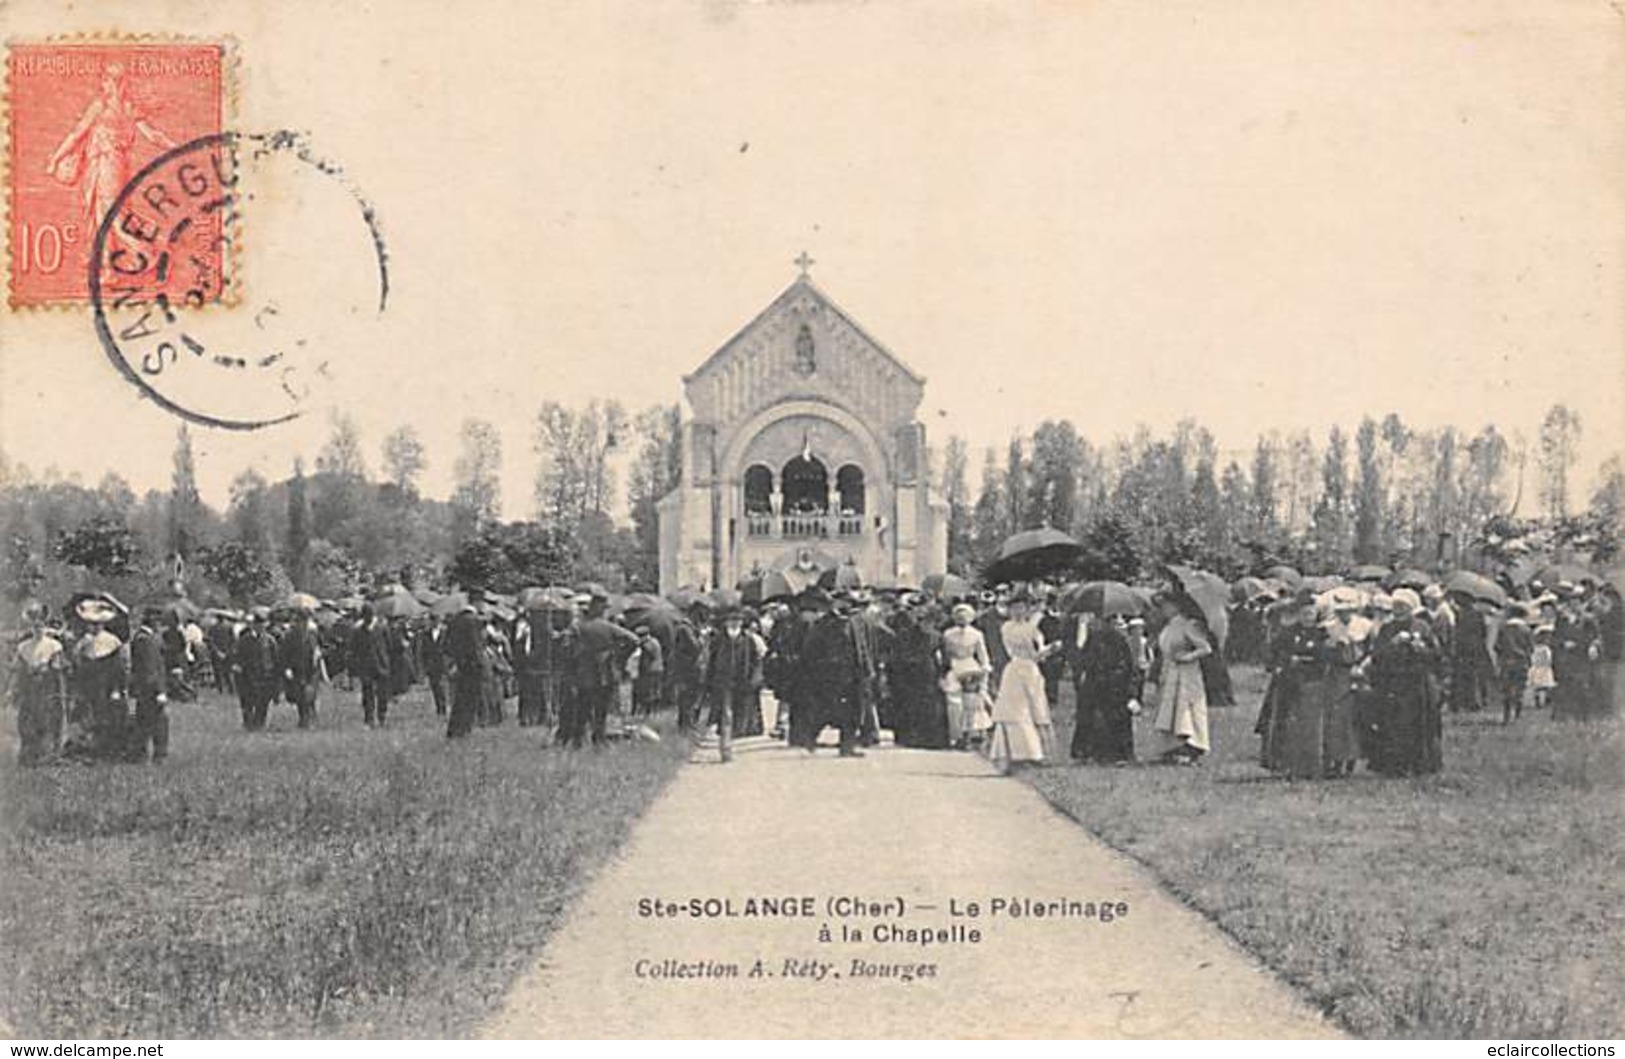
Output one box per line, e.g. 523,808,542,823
7,40,228,307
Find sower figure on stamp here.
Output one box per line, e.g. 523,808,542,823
233,610,278,730
696,605,762,764
45,62,176,248
128,607,170,763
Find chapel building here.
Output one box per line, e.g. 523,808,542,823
657,263,949,593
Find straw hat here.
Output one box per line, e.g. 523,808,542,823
75,597,120,625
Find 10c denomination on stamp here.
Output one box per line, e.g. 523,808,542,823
6,39,228,308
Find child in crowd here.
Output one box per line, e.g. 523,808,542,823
1529,626,1556,710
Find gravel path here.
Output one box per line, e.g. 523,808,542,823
485,735,1343,1039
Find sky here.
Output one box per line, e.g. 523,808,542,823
2,0,1621,516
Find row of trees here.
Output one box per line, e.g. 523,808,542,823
940,403,1616,579
0,400,684,610
1,399,1616,613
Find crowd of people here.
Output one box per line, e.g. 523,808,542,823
1250,577,1622,778
5,565,1621,779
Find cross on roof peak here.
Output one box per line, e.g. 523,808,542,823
793,250,815,278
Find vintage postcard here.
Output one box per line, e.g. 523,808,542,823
0,0,1620,1045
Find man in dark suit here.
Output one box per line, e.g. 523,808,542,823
279,614,323,729
697,606,762,763
794,589,866,757
129,607,170,763
233,611,278,730
564,592,639,749
669,610,705,736
348,605,393,728
445,605,489,739
422,615,450,717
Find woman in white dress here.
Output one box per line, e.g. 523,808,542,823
941,603,993,748
1150,592,1213,765
989,589,1060,771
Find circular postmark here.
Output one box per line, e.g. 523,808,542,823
89,130,389,430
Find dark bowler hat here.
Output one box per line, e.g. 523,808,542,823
794,587,835,612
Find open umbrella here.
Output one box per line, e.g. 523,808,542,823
1229,575,1275,603
518,586,576,611
921,572,973,601
739,570,796,606
667,586,709,611
623,592,680,618
1347,564,1392,583
1164,564,1230,645
283,591,320,612
1443,569,1508,606
431,591,471,616
1533,562,1596,588
1059,580,1150,618
983,528,1084,585
1385,568,1435,591
371,588,425,619
150,595,203,622
1264,564,1304,588
817,560,865,592
707,587,743,612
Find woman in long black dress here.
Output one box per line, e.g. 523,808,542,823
1366,589,1443,777
890,603,948,748
1069,614,1138,764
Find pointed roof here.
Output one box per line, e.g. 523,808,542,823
683,275,926,387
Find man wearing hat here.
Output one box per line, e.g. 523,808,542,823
846,587,889,747
669,605,706,736
279,611,324,729
792,587,866,757
348,604,394,729
1447,589,1493,714
128,607,170,763
445,601,489,739
563,591,639,749
974,590,1010,700
765,596,814,743
696,603,762,763
233,609,279,731
1495,602,1535,725
10,602,67,766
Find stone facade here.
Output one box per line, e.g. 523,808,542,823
657,275,949,593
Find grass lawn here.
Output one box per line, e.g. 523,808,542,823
1029,666,1625,1039
0,685,688,1038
